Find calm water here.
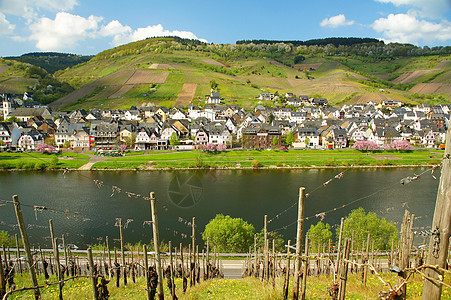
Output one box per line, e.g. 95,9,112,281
0,168,440,249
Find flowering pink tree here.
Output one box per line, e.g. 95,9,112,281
217,144,227,151
120,144,127,153
203,143,217,151
387,140,410,151
36,143,55,153
353,140,379,151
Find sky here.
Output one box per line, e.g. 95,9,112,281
0,0,450,56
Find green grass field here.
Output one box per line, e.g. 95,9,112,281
89,149,442,170
7,272,450,299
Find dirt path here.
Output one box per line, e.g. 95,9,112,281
78,153,107,170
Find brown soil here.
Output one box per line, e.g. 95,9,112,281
393,70,431,84
148,63,174,69
108,85,134,99
436,84,451,94
50,85,96,107
410,83,442,94
201,59,226,67
354,93,388,104
0,65,11,75
174,83,197,106
434,60,450,70
125,70,169,84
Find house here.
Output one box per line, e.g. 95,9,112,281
0,122,21,147
8,107,52,122
194,128,209,147
311,98,328,106
134,128,169,151
332,128,347,148
72,127,90,152
207,124,232,146
258,93,275,101
294,127,320,149
207,92,222,104
17,130,43,150
90,123,119,150
242,124,282,149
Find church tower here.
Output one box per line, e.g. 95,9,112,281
2,95,13,120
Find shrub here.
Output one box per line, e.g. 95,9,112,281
252,159,261,168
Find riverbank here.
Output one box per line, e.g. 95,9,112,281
0,149,443,171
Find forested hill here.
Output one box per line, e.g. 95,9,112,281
3,52,94,74
236,37,384,47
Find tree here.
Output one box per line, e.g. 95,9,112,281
63,140,71,149
267,113,275,125
353,140,379,151
120,143,127,154
169,132,180,146
304,137,310,147
272,136,279,146
210,79,218,91
307,221,333,253
339,208,398,250
386,140,410,151
36,143,55,153
256,229,285,252
0,230,20,247
286,131,295,146
202,214,255,253
125,133,137,149
203,143,217,151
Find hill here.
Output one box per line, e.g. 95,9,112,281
3,52,94,74
0,58,73,104
3,37,450,110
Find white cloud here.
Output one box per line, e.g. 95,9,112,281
375,0,450,18
29,12,101,51
320,14,355,28
0,12,15,34
372,13,451,45
26,13,207,52
101,23,208,46
0,0,78,21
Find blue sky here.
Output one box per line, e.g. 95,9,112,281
0,0,450,56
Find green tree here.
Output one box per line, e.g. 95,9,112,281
210,79,218,91
339,208,398,250
256,229,285,252
0,230,20,247
286,131,295,146
307,221,333,253
202,214,255,253
272,136,279,146
63,140,71,149
304,137,310,147
169,132,180,146
125,133,137,149
267,113,275,125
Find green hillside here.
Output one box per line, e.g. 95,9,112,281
0,58,73,103
3,52,94,74
3,37,450,110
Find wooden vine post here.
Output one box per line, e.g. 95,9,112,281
149,192,164,300
399,210,412,299
88,247,99,300
143,245,151,300
283,240,291,300
300,234,309,300
292,187,306,300
338,238,351,300
191,216,196,287
13,195,41,300
422,128,451,300
118,218,127,286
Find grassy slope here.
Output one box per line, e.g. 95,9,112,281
51,39,451,110
9,273,451,299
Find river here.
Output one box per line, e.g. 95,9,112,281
0,168,440,249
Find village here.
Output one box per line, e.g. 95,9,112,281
0,91,449,153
